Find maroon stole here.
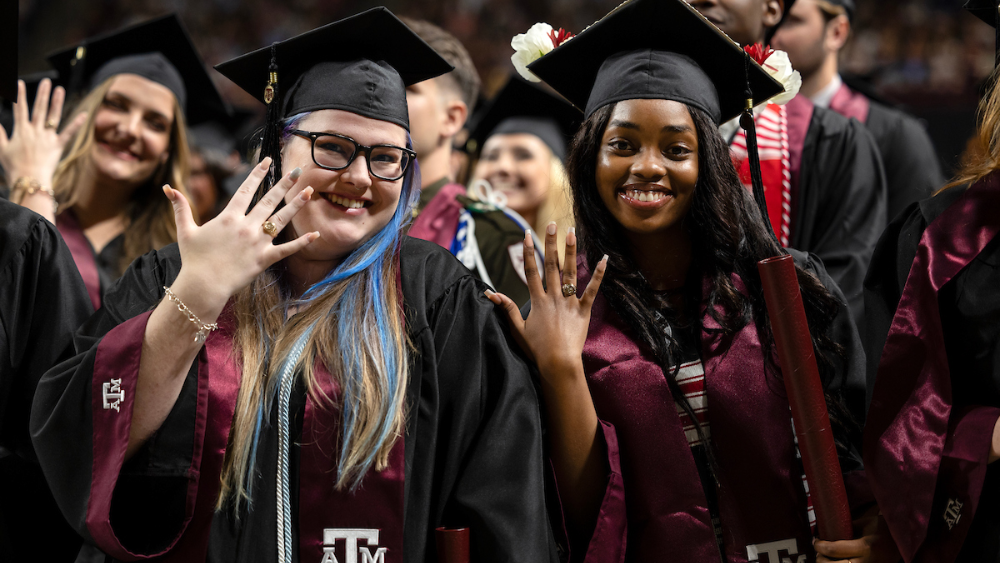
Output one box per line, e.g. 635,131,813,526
56,210,102,310
578,264,818,563
828,83,871,125
409,183,467,249
86,304,406,561
864,173,1000,562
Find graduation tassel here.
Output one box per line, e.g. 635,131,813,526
250,43,283,213
739,52,780,247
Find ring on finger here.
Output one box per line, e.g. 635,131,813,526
561,283,576,298
262,220,279,238
45,119,58,129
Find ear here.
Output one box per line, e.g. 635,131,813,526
826,15,851,51
762,0,784,31
440,99,469,141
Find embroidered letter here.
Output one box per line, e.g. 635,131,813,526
944,498,963,530
102,379,125,412
322,529,382,563
747,539,800,563
360,547,387,563
320,547,339,563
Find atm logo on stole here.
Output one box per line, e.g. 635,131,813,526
102,379,125,412
746,538,806,563
320,529,387,563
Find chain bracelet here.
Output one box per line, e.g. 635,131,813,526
163,286,219,343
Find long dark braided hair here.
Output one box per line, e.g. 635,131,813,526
568,101,856,460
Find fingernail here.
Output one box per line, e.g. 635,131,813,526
484,289,495,297
601,254,609,263
300,187,313,200
289,167,302,180
161,185,173,199
525,230,534,248
567,227,575,236
546,221,556,235
260,157,271,168
311,231,322,240
567,227,576,245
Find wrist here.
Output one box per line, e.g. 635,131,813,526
168,270,232,325
537,358,588,390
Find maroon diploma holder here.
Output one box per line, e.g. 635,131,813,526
435,527,470,563
758,254,853,541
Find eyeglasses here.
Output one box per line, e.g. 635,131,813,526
290,130,416,181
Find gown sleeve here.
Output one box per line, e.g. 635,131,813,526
29,244,207,560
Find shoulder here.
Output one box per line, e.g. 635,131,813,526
0,199,50,268
399,237,482,316
808,104,870,144
919,184,967,225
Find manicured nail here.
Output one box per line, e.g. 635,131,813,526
567,227,575,235
259,157,271,168
567,227,576,245
601,254,609,263
546,221,557,235
289,167,302,180
299,187,313,200
524,230,534,249
484,289,495,297
311,231,321,240
161,185,173,199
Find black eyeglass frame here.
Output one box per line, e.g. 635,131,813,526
289,129,416,181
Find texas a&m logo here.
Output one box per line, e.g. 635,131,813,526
746,538,806,563
944,498,963,530
102,379,125,412
320,529,386,563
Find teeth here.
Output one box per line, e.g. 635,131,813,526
622,190,668,203
324,193,365,209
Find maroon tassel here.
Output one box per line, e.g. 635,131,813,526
435,527,470,563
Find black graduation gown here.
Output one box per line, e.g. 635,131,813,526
30,238,558,563
864,184,1000,561
0,199,91,561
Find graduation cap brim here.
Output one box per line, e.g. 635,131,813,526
468,75,581,156
1,0,17,101
965,0,1000,27
214,7,453,108
527,0,784,124
46,14,226,125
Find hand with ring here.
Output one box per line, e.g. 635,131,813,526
814,505,902,563
0,78,89,219
162,157,321,322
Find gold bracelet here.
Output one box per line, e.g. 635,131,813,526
163,286,219,344
12,176,56,199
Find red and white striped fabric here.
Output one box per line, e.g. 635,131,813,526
673,360,710,447
730,103,792,247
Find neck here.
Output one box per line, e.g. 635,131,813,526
418,144,453,189
625,225,692,292
283,254,343,299
799,56,840,99
71,158,139,228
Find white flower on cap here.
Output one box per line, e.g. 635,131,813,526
511,23,574,82
761,50,801,105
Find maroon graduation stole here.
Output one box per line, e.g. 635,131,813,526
828,83,870,124
56,210,101,310
864,173,1000,562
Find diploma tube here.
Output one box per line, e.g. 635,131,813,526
757,254,853,541
435,527,470,563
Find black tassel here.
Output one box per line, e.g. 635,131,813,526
741,52,780,247
249,43,283,214
68,45,87,103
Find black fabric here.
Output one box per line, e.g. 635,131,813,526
0,0,16,101
46,14,225,125
455,195,533,307
863,185,1000,560
789,105,886,336
0,200,91,561
966,0,1000,28
527,0,784,123
214,7,453,130
30,238,559,562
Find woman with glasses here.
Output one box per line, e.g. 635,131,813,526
30,8,556,563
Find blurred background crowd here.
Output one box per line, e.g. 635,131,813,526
11,0,990,176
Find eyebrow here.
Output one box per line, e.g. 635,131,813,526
608,120,693,134
106,91,172,123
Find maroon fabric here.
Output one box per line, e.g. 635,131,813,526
864,173,1000,563
784,95,813,240
577,261,819,563
409,183,467,249
298,366,406,563
86,307,241,561
435,527,470,563
758,255,852,541
828,83,871,124
56,211,101,310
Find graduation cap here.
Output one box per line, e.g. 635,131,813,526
214,6,453,205
526,0,785,238
965,0,1000,66
46,14,226,125
467,75,581,160
1,0,16,101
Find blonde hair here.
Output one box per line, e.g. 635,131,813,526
53,76,192,274
945,66,1000,191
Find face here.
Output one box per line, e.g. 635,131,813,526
596,99,699,241
770,0,833,77
90,74,175,185
405,78,447,158
281,109,408,263
473,133,552,219
687,0,784,45
188,152,219,223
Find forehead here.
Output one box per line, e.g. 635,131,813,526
106,74,177,118
298,109,408,146
606,99,696,132
482,133,551,153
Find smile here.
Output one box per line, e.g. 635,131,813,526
98,141,139,161
321,192,369,209
621,189,670,203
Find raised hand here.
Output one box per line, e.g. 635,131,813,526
164,157,320,321
0,78,88,219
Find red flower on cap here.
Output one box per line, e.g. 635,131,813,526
547,28,575,48
743,43,775,65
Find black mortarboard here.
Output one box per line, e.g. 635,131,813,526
1,0,16,101
467,75,580,161
527,0,783,124
965,0,1000,66
46,14,226,125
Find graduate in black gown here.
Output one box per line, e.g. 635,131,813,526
771,0,944,222
30,8,556,563
864,4,1000,560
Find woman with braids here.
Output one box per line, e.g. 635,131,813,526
30,8,557,563
487,0,895,561
0,15,225,311
863,5,1000,562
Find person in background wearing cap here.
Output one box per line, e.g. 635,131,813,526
404,18,541,307
771,0,945,223
863,3,1000,561
488,0,896,561
688,0,887,347
0,15,225,312
30,8,557,563
467,75,577,264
